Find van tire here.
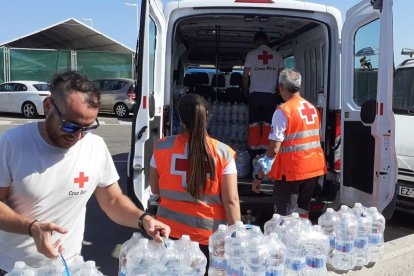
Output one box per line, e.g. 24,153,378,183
114,103,129,118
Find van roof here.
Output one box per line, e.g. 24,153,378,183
397,59,414,69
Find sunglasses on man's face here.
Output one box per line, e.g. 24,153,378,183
51,99,100,134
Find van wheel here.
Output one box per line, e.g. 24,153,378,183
114,103,129,118
22,102,38,118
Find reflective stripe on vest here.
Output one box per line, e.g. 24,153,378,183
280,141,322,153
156,135,176,150
159,189,223,205
284,129,320,141
157,205,227,231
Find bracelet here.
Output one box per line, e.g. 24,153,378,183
138,212,150,229
28,219,38,237
254,174,264,181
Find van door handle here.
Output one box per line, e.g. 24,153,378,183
136,126,148,140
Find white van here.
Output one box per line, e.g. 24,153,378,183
128,0,397,220
393,49,414,209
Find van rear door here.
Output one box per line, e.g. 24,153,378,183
340,0,397,216
128,0,166,209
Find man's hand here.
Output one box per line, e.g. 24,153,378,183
257,155,275,175
252,178,261,194
30,221,68,259
142,216,171,243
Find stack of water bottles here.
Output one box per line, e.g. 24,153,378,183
118,233,207,276
208,101,249,150
208,203,386,275
6,256,103,276
319,204,386,272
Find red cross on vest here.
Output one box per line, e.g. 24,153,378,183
74,172,89,189
171,147,212,189
258,50,273,65
298,101,317,125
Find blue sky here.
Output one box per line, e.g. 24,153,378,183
0,0,412,64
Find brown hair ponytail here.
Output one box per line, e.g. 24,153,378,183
177,94,216,199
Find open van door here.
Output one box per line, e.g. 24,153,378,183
341,0,397,217
128,0,166,209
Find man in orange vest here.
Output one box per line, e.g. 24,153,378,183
252,69,326,217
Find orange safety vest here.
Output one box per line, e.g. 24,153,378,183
268,95,327,181
153,133,236,245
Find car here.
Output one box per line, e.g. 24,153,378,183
93,78,136,117
392,49,414,209
0,81,50,118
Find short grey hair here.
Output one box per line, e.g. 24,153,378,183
278,69,301,93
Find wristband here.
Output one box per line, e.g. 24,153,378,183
28,219,38,237
138,212,150,229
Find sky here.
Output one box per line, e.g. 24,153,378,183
0,0,412,65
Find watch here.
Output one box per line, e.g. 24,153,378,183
138,212,150,229
254,173,264,181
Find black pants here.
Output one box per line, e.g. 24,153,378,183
0,269,7,276
273,176,319,216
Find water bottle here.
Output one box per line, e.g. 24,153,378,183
224,222,247,276
330,211,358,271
274,213,305,244
70,255,85,275
243,236,269,275
352,203,372,266
284,223,307,275
304,225,330,276
35,260,65,276
318,208,339,257
75,261,100,276
264,214,282,235
127,238,160,275
208,224,228,276
118,232,142,276
367,207,386,263
176,234,192,251
154,240,184,276
183,241,207,276
235,149,251,178
5,261,35,276
265,233,287,276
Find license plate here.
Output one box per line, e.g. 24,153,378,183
399,186,414,198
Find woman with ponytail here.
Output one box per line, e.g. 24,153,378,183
149,94,240,256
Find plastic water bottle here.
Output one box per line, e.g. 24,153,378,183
224,222,247,276
284,223,307,275
154,240,184,276
127,238,160,275
208,224,228,276
118,232,141,276
70,255,86,275
183,241,207,275
304,225,330,276
35,260,65,276
264,214,282,235
273,213,303,244
243,236,269,275
352,203,372,266
75,261,100,276
318,208,339,256
265,233,287,276
5,261,35,276
367,207,386,263
331,211,358,271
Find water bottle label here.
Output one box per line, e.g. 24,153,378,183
335,241,354,252
265,270,283,276
119,273,127,276
368,235,382,245
329,237,335,249
210,259,227,270
227,265,244,276
306,257,325,268
354,238,368,249
286,259,305,271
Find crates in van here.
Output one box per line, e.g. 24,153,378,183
130,0,397,220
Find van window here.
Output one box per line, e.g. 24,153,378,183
353,19,380,106
149,17,156,96
393,68,414,114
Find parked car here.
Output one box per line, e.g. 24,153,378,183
0,81,50,118
393,49,414,209
93,78,136,117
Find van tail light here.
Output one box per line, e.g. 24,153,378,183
127,85,136,100
334,110,341,172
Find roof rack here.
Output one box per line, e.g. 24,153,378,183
401,48,414,57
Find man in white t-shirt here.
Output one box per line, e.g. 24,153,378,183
0,71,170,274
243,31,284,158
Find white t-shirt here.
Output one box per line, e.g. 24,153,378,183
268,108,288,142
244,45,283,93
150,155,237,174
0,122,119,271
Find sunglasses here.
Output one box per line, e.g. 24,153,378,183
51,99,100,134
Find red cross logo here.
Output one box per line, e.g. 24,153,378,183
258,50,273,65
298,101,317,125
171,145,211,189
74,172,89,189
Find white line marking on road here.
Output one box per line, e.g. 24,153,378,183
0,121,12,125
118,121,132,125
